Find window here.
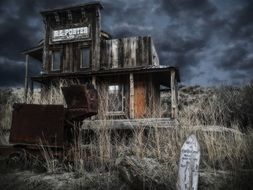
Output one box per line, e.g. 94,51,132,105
80,48,90,68
108,84,124,114
51,51,61,71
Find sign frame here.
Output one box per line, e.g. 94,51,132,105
49,25,91,44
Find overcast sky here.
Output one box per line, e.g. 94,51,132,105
0,0,252,87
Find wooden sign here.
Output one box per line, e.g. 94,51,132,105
177,134,200,190
51,26,89,42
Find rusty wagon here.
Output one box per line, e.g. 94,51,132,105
0,84,98,157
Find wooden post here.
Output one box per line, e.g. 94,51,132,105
42,21,48,73
29,80,34,101
170,69,178,118
92,76,96,89
91,76,97,121
130,73,134,119
24,54,29,102
50,81,53,104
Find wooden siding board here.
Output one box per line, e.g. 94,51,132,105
151,38,159,66
73,43,78,72
111,39,119,68
44,8,99,73
63,44,68,72
143,36,149,65
148,37,152,65
118,38,124,68
129,73,134,119
130,37,137,67
100,36,158,69
123,38,127,67
100,40,106,69
107,40,112,68
137,36,143,66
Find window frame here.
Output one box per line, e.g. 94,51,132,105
51,50,61,71
80,46,91,69
107,84,125,115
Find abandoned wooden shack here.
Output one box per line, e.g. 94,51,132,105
23,2,180,126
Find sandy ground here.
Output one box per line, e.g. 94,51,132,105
0,169,128,190
0,155,128,190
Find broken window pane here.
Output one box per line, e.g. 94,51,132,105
108,84,123,113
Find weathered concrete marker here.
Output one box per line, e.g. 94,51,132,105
177,134,200,190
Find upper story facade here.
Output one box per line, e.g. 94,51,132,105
26,2,159,76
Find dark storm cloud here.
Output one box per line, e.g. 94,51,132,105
229,1,253,39
0,0,252,86
0,0,82,86
0,57,24,86
153,0,253,84
158,0,216,17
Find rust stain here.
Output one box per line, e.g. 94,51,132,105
62,84,98,121
8,84,98,148
9,103,65,146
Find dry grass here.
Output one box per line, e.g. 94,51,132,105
0,88,23,144
1,82,253,189
26,79,80,105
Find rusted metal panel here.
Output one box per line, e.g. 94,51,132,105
9,103,65,146
62,84,98,120
0,145,19,156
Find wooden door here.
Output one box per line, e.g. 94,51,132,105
134,80,146,118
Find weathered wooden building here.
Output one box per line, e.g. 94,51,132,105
23,2,180,122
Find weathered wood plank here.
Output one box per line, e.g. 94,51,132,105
99,36,159,69
143,37,149,65
130,73,134,119
24,54,29,102
107,40,112,68
137,36,144,66
82,118,177,129
131,37,137,66
63,44,69,72
111,39,119,68
123,38,128,67
151,39,159,66
100,40,106,69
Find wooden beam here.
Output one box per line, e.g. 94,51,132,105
92,76,96,88
170,69,178,118
50,81,53,104
29,80,34,100
42,22,48,73
67,10,72,21
130,73,134,119
24,54,29,102
54,12,60,23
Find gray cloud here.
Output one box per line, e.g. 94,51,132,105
0,0,252,87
